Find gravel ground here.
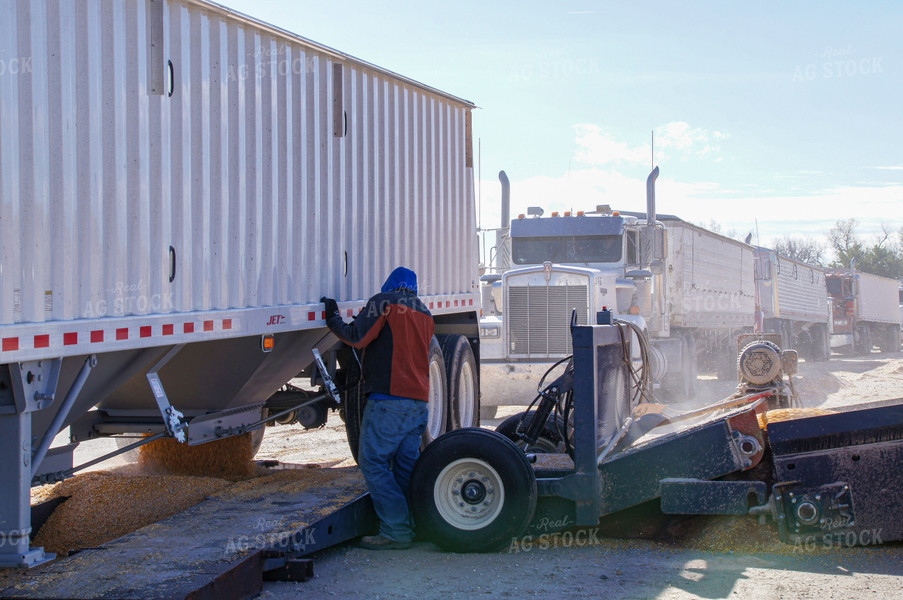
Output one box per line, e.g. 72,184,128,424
9,351,903,599
256,351,903,600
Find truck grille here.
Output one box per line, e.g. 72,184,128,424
507,285,588,357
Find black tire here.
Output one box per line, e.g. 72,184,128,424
495,410,566,454
338,348,366,464
438,334,479,430
422,336,449,447
810,324,831,362
662,334,697,401
782,322,792,351
879,327,901,353
410,428,537,552
855,324,873,355
479,405,499,421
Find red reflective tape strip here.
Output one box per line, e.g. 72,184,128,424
469,299,474,305
429,302,434,309
184,323,194,334
223,319,232,330
163,324,174,336
91,330,104,343
454,300,459,307
346,309,353,317
34,334,50,348
64,332,78,346
308,312,316,321
204,320,214,332
140,326,152,338
116,328,129,340
2,337,19,352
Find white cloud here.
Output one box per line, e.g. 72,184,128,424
655,121,725,158
476,124,901,267
874,165,903,171
478,171,903,264
573,124,649,166
574,121,725,167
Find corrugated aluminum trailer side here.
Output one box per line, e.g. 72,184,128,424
0,0,479,568
754,250,828,323
855,272,901,324
753,248,830,361
666,221,755,330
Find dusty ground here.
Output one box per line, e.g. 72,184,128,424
7,351,903,599
257,351,903,600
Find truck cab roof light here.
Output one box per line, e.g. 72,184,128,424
577,211,585,216
518,214,525,219
564,211,571,217
612,210,620,216
551,212,559,217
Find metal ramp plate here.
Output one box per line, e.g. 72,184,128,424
1,467,371,600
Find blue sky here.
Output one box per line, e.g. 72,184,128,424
224,0,902,255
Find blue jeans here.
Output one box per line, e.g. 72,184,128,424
359,397,429,543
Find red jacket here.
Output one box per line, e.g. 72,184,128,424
326,290,434,401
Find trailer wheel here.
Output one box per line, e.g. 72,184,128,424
855,324,873,355
410,428,537,553
438,334,479,430
338,349,366,463
879,327,901,353
496,410,566,453
663,334,697,401
422,336,449,447
810,324,831,362
479,405,499,421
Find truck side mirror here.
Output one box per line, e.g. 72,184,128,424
653,228,665,261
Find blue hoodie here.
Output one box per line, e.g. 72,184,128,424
381,266,418,295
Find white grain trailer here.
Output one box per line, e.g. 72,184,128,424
827,269,901,355
0,0,479,568
753,248,831,361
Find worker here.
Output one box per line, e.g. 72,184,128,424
320,266,434,550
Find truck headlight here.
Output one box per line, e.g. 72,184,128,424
480,325,501,339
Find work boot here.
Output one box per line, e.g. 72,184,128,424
359,534,412,550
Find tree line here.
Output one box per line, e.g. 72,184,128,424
773,219,903,280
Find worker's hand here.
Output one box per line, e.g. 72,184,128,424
320,297,339,318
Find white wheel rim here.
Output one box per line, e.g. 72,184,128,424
427,357,445,439
457,361,476,427
433,458,505,530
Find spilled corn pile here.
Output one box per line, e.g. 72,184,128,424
757,407,837,430
139,432,256,479
32,471,230,556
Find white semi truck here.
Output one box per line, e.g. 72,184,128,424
826,266,902,354
479,168,755,417
753,248,831,361
0,0,480,568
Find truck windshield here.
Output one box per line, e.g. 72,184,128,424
512,235,622,265
826,278,843,296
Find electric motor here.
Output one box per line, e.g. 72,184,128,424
738,340,783,385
